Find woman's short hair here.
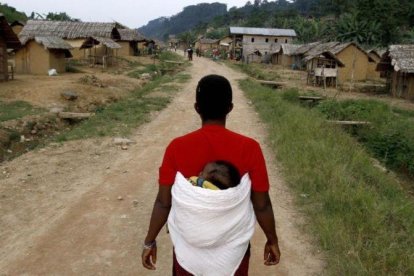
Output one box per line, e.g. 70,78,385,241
196,75,233,120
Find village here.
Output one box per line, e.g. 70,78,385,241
1,2,414,275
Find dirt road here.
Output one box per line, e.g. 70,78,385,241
0,54,324,275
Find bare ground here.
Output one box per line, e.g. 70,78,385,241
0,55,324,275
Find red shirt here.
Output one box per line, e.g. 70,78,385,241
159,124,270,192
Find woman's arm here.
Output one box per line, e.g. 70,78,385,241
142,185,172,270
251,191,281,266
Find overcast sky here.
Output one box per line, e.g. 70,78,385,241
2,0,246,28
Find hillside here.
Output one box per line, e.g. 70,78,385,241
0,3,27,22
140,0,414,47
138,2,227,40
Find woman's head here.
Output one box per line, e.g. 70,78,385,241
195,75,233,121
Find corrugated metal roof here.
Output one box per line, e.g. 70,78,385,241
34,36,73,49
229,26,296,37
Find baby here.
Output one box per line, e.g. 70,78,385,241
189,160,241,190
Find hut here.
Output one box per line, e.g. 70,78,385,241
15,36,73,75
195,38,220,53
117,29,145,56
229,26,297,63
304,51,345,87
330,42,372,84
271,44,302,67
0,14,21,82
19,20,121,62
377,45,414,100
298,42,373,84
366,49,384,80
168,35,179,50
79,37,120,67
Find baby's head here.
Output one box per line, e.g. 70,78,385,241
200,161,240,190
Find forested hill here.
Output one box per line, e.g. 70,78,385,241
0,3,27,22
140,0,414,47
138,2,227,40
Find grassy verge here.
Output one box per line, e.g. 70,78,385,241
55,73,188,141
239,79,414,274
0,101,44,122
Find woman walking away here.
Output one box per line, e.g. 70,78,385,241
142,75,281,275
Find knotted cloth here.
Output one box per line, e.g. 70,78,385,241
168,172,256,276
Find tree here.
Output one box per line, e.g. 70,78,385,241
45,12,79,22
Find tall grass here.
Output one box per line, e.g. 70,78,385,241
239,79,414,275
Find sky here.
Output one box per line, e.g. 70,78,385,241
2,0,246,28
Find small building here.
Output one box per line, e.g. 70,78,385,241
117,29,145,56
0,14,21,82
79,37,120,66
295,41,373,84
15,36,73,74
195,38,220,52
271,44,302,67
304,51,345,87
229,26,297,63
218,36,233,52
377,45,414,100
330,42,372,84
366,49,384,80
19,20,121,61
168,35,179,50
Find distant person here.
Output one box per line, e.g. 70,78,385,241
187,48,193,61
188,160,241,190
142,74,281,275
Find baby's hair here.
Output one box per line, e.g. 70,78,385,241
206,160,240,189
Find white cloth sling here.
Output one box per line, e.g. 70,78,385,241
168,172,256,276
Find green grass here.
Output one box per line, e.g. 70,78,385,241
226,61,280,81
54,74,181,141
317,99,414,180
239,79,414,275
0,101,44,122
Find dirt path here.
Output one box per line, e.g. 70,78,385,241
0,54,324,275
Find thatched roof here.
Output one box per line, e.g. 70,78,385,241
199,38,219,44
118,29,146,42
230,27,297,37
80,37,121,49
303,51,345,67
294,42,321,55
385,45,414,73
19,20,120,41
280,44,302,55
34,36,73,50
0,13,22,49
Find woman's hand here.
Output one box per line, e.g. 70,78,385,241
142,241,157,270
264,240,281,266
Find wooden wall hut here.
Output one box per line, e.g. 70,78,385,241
117,29,145,56
304,51,345,87
19,20,121,62
0,14,21,82
271,44,302,67
15,36,73,75
377,45,414,100
229,27,297,63
80,37,120,66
